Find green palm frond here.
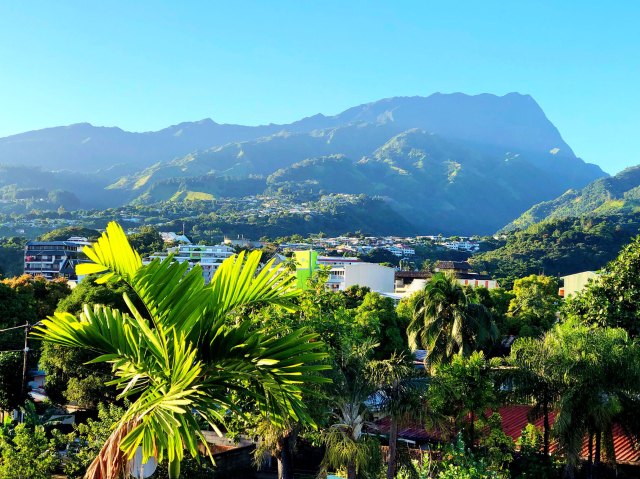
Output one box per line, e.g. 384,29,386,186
34,221,329,478
77,222,142,283
209,251,299,321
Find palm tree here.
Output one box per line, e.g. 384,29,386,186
34,222,329,479
549,321,640,479
408,273,498,370
368,354,429,479
253,420,299,479
506,334,563,459
320,342,379,479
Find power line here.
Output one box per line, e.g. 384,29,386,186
0,323,29,334
0,321,43,335
0,321,43,401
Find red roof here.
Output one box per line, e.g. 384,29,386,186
498,405,556,441
374,405,640,465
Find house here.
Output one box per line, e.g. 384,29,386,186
224,236,264,249
160,232,192,244
394,264,499,296
559,271,600,298
394,271,430,295
384,244,416,257
374,405,640,471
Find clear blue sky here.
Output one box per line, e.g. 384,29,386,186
1,1,638,174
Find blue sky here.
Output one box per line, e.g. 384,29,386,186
0,1,638,174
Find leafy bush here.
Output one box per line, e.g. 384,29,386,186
0,421,60,479
435,435,508,479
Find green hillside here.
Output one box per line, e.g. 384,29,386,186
132,175,267,204
99,106,607,235
503,166,640,231
472,213,640,287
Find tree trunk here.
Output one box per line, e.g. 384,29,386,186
587,432,593,479
543,393,550,458
347,461,357,479
276,431,296,479
594,431,601,479
387,417,399,479
85,419,139,479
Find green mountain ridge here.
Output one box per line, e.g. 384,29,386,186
503,165,640,232
0,93,609,235
111,124,606,234
471,165,640,286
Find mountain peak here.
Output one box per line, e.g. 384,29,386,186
0,92,583,173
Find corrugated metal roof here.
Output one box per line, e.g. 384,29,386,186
374,405,640,465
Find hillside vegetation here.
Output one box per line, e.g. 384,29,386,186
504,166,640,231
0,93,605,235
472,213,640,287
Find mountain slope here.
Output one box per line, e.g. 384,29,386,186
0,92,608,234
471,213,640,288
503,166,640,231
258,129,602,234
0,92,586,175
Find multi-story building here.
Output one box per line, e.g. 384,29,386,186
293,250,394,293
317,256,361,268
24,237,91,280
146,244,235,284
325,262,395,293
559,271,600,298
394,262,499,297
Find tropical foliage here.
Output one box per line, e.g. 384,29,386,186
408,274,498,370
3,214,640,479
33,222,329,478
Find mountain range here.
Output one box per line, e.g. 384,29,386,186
0,92,608,234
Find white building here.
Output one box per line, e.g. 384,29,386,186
146,244,235,283
439,241,479,252
384,244,416,257
317,256,362,268
326,262,395,293
559,271,600,298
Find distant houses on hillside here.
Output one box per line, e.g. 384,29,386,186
279,234,482,258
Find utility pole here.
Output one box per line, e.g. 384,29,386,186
21,321,30,399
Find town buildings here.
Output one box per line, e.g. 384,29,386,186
394,261,498,296
145,243,235,283
23,236,91,281
293,250,395,293
325,262,396,293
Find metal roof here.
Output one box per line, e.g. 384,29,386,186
374,405,640,465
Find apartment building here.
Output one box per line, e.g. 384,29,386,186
146,244,235,283
24,236,91,280
326,262,395,293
